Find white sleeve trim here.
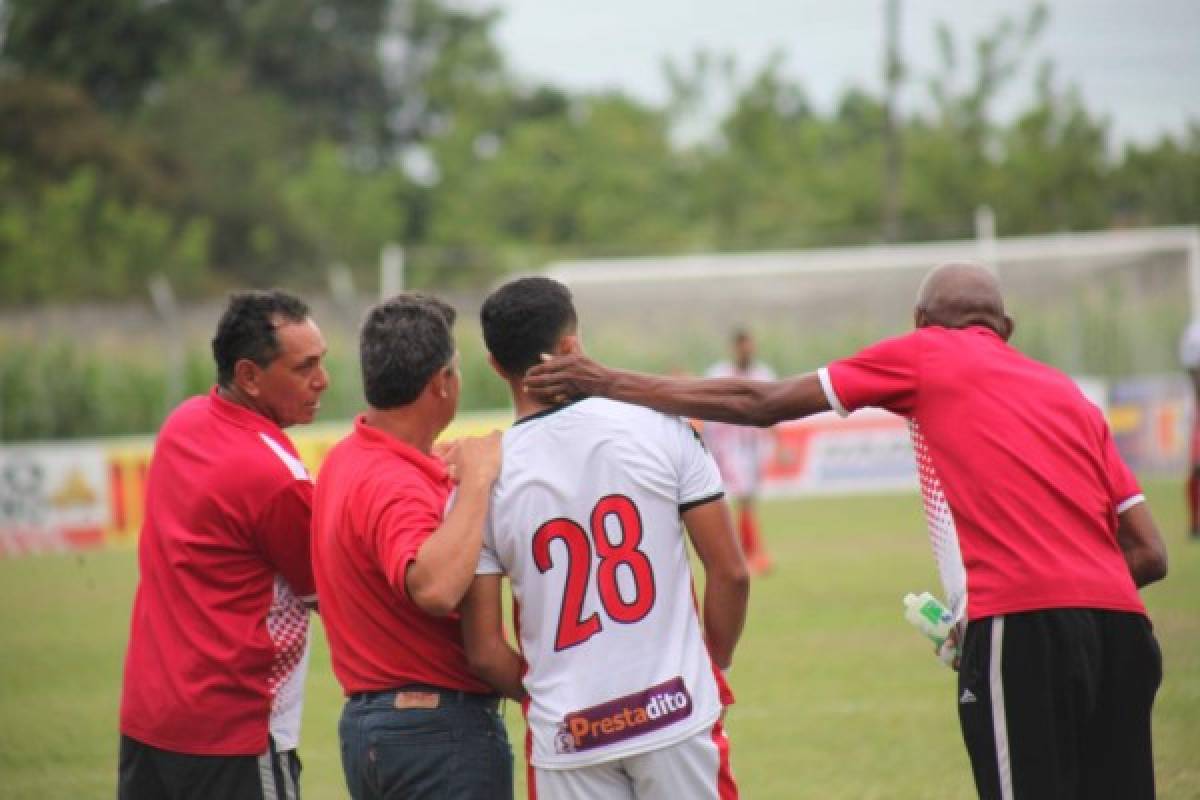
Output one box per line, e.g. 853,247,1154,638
817,366,850,417
1116,494,1146,515
259,433,312,482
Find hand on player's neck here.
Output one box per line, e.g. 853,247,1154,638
508,336,581,422
512,379,550,421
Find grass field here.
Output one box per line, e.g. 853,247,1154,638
1,481,1197,799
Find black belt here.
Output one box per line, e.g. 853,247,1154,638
349,683,502,712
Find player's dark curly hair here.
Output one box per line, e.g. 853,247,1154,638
212,290,310,388
481,276,577,377
361,293,457,409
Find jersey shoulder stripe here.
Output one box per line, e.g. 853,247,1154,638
258,432,311,482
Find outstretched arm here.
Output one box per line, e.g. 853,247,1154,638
525,354,831,427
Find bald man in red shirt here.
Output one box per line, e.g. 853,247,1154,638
527,263,1168,800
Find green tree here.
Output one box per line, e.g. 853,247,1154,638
1113,125,1200,226
174,0,392,148
425,92,701,283
903,4,1049,239
694,57,887,248
280,141,409,282
991,65,1110,233
1,0,189,111
0,165,208,303
131,51,308,284
0,76,172,201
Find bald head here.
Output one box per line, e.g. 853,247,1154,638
914,262,1013,340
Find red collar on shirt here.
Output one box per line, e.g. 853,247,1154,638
207,386,289,438
351,415,451,487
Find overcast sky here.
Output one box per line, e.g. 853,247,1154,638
488,0,1200,144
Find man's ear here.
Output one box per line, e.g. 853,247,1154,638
913,308,928,329
233,358,262,397
429,367,451,400
559,333,582,355
1000,315,1015,342
486,353,508,381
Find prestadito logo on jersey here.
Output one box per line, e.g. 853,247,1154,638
555,676,693,754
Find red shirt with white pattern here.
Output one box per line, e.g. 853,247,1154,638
120,388,316,755
819,326,1145,622
311,416,492,695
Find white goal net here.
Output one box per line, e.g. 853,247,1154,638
544,226,1200,381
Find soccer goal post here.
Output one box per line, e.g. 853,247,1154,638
543,225,1200,381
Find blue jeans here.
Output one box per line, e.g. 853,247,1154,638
339,686,513,800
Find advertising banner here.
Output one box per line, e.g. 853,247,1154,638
0,443,110,557
1107,375,1191,476
0,411,512,558
761,410,916,497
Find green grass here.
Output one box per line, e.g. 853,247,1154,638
1,482,1197,798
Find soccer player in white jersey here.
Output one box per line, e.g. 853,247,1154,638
704,329,777,575
1178,319,1200,539
459,276,750,800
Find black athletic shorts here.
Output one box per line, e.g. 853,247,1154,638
956,609,1161,800
118,733,301,800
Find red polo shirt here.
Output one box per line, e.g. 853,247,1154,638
120,389,315,755
820,326,1145,622
312,416,492,695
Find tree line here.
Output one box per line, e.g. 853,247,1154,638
0,0,1197,304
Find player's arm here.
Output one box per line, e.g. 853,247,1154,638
460,574,527,701
1116,501,1167,588
682,498,750,670
524,354,830,427
406,432,503,617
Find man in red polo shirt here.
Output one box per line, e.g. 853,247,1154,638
119,290,329,800
312,293,512,800
526,263,1169,800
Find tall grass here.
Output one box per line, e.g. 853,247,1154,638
0,329,513,441
1,283,1189,441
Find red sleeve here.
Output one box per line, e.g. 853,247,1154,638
1099,416,1142,510
255,481,316,599
370,489,443,600
823,331,921,417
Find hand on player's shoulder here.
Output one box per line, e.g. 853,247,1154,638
444,431,503,489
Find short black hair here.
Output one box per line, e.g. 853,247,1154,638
481,277,577,377
361,293,457,409
731,327,751,343
212,290,310,387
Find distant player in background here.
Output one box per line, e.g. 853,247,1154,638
119,290,328,800
704,328,777,575
462,277,749,799
1178,319,1200,539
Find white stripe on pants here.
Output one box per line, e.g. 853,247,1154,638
988,616,1014,800
257,740,299,800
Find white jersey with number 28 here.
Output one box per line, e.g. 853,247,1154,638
478,398,728,770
